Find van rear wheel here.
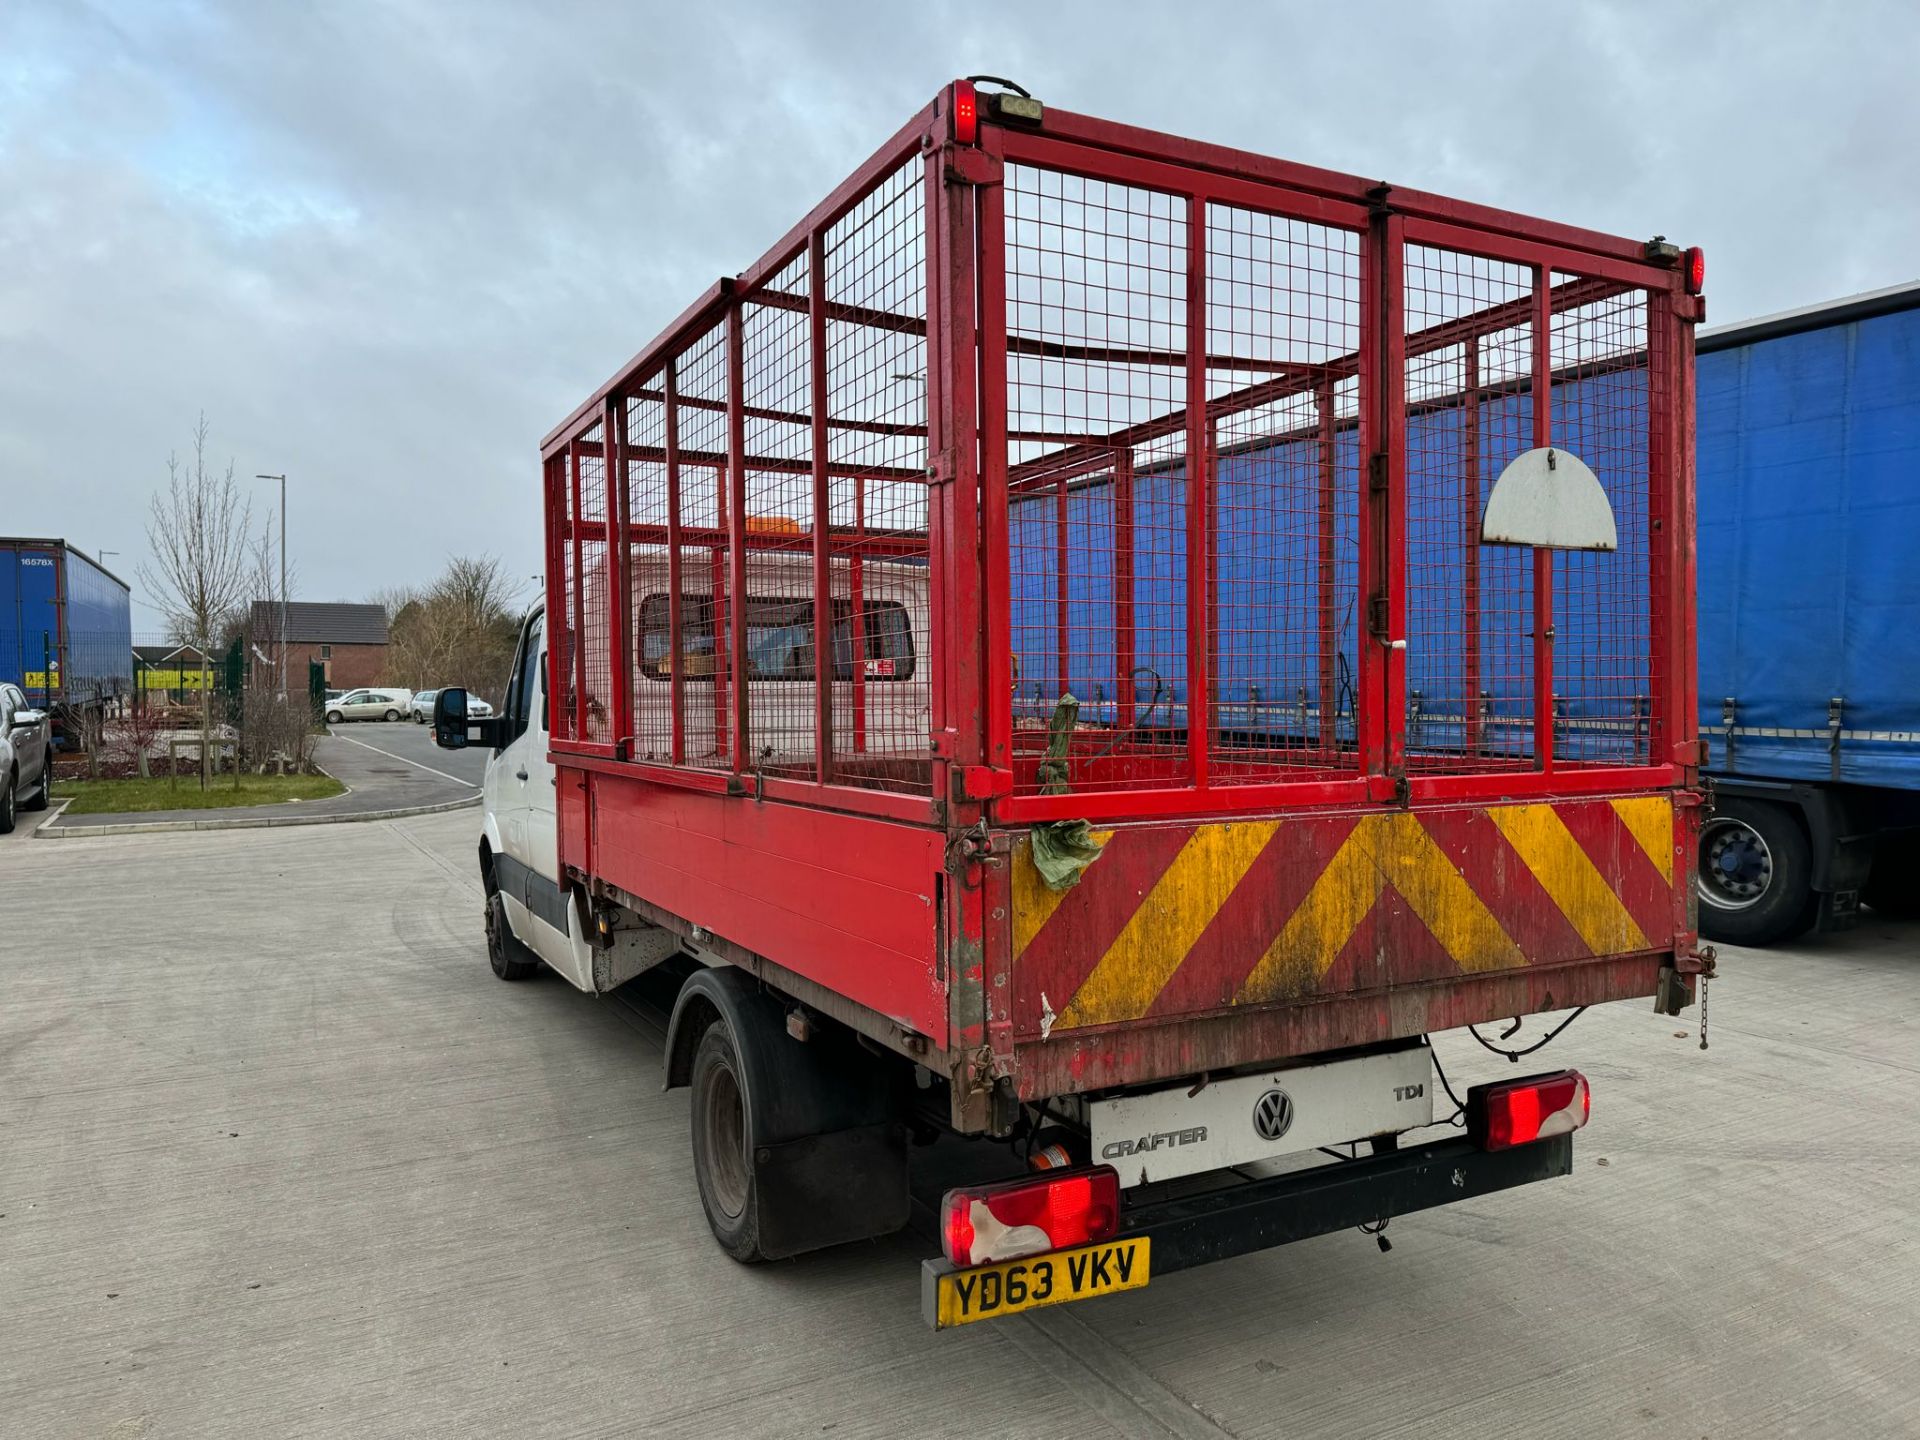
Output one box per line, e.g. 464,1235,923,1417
689,1021,767,1263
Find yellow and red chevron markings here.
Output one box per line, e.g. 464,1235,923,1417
1010,796,1676,1037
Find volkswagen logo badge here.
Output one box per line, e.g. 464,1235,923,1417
1252,1088,1294,1142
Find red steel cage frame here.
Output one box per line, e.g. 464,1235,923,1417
541,85,1698,826
538,83,1701,1103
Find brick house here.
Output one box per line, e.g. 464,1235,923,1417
248,601,389,689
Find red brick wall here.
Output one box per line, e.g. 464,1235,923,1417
287,642,387,689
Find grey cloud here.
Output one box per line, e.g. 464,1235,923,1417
2,0,1914,614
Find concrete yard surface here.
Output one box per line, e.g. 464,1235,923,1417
1,812,1916,1438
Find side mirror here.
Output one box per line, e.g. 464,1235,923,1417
433,688,471,749
10,708,46,732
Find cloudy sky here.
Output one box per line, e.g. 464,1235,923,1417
2,1,1914,629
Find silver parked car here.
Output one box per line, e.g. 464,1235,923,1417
412,688,492,723
0,682,53,834
323,688,414,724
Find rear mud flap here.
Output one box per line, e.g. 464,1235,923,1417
755,1123,910,1260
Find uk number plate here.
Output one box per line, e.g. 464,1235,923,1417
925,1237,1150,1329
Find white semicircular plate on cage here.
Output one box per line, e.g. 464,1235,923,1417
1481,446,1618,551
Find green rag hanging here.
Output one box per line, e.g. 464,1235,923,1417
1029,693,1106,891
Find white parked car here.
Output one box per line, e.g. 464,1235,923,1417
1,682,53,834
411,689,491,723
323,687,414,724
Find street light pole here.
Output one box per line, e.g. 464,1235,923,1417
255,474,288,699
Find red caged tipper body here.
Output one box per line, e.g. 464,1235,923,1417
501,81,1704,1325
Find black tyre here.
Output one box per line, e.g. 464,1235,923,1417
1863,833,1920,918
325,709,344,725
689,1021,766,1263
1698,797,1816,946
382,708,401,722
0,769,15,835
22,759,50,811
485,891,542,981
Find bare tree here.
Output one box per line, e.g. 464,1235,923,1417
143,416,254,649
384,555,522,703
140,415,254,786
366,585,418,627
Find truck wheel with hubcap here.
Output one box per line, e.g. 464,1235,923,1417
1698,797,1814,946
485,891,542,981
689,1020,766,1263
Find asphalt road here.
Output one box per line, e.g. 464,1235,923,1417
2,813,1916,1437
320,717,491,787
31,721,483,833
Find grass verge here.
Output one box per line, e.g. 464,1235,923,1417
53,772,346,815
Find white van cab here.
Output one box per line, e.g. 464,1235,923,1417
433,552,930,990
431,605,627,989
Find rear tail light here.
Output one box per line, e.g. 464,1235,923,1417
1684,245,1706,295
939,1166,1120,1268
951,80,978,145
1467,1069,1590,1151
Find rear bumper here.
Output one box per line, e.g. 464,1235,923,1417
1127,1132,1574,1275
917,1132,1575,1327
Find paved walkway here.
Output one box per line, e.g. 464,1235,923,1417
38,731,479,835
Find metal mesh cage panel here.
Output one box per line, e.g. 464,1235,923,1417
821,159,930,792
1402,246,1539,772
1204,204,1363,781
1549,276,1653,765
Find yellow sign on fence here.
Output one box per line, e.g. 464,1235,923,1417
137,669,214,690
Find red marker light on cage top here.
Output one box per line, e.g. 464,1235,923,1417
1684,246,1705,295
1467,1070,1590,1151
952,80,978,144
939,1167,1120,1268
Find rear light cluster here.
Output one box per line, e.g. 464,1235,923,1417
1468,1069,1590,1151
940,1166,1120,1268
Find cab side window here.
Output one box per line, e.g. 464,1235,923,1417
508,618,543,742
